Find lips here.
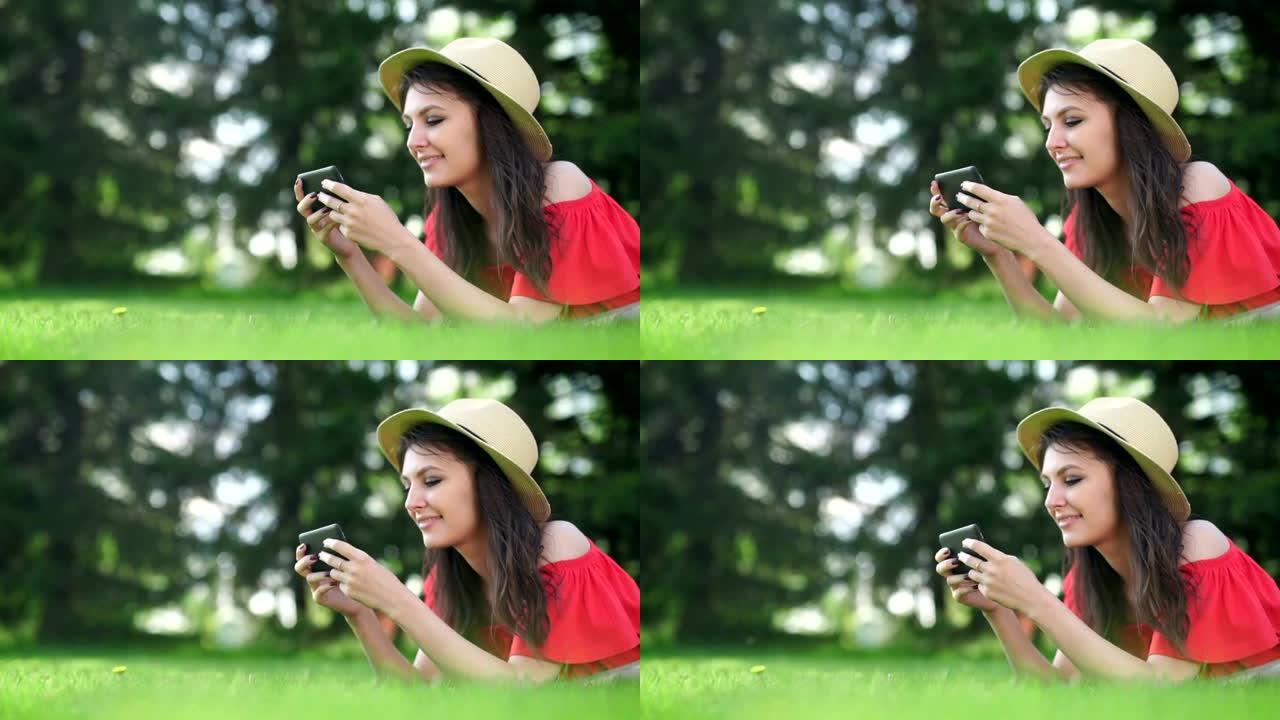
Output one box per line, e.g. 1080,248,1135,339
1056,514,1081,528
1056,156,1081,169
416,515,441,529
419,155,442,169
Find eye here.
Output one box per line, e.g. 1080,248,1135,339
1064,475,1082,485
424,476,443,487
425,117,444,126
1064,118,1082,127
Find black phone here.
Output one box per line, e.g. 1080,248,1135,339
933,166,986,214
938,523,986,576
297,165,348,211
298,523,348,576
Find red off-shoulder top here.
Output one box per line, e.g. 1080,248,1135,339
421,541,640,679
1062,540,1280,678
423,181,640,319
1063,181,1280,318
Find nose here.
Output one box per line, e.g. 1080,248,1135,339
405,483,427,512
1045,122,1067,155
1044,479,1067,514
406,121,430,154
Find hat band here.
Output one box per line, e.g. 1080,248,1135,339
1094,420,1128,442
456,61,491,84
1094,62,1128,85
454,422,489,444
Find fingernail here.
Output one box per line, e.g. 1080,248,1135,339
321,180,332,189
960,181,971,190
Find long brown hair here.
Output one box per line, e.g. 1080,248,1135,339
398,63,554,294
1037,64,1194,291
1036,421,1191,652
398,423,550,647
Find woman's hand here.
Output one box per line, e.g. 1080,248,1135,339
294,178,359,259
317,180,416,259
935,546,1000,612
929,180,1007,258
320,539,418,621
294,543,367,617
956,538,1054,617
952,182,1051,258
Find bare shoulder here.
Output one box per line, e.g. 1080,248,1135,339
1180,161,1231,206
1180,519,1230,564
540,519,591,565
543,161,593,205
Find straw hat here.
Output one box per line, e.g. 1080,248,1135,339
1017,39,1190,162
377,398,550,522
1016,396,1190,521
378,37,552,161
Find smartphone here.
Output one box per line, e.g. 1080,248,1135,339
297,165,348,211
933,166,986,214
938,523,986,576
298,523,348,576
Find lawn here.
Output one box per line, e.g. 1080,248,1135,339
643,648,1280,720
642,288,1280,359
0,289,640,360
0,650,638,720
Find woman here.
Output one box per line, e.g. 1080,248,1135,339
934,396,1280,681
293,398,640,682
292,37,640,323
928,39,1280,322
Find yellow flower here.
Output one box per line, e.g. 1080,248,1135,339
112,666,127,674
751,306,767,315
111,307,128,316
750,665,766,674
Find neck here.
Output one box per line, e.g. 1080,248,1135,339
1093,526,1133,585
453,527,491,582
455,167,496,223
1094,168,1133,224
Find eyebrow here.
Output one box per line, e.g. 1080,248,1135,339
400,105,445,124
400,465,443,482
1041,105,1085,123
1041,463,1084,480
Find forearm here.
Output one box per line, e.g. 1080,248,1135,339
1026,238,1166,322
1027,597,1160,680
390,596,520,681
983,250,1061,322
385,234,524,322
983,606,1061,680
335,251,420,321
345,608,421,682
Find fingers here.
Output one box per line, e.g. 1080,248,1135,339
306,207,332,230
322,538,365,560
962,538,999,558
305,570,331,586
295,543,305,561
934,547,949,563
297,193,328,219
293,177,303,202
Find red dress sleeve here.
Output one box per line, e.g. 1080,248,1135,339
509,182,640,307
1149,183,1280,307
508,542,640,669
1147,541,1280,666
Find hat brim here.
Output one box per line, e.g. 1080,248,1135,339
1017,49,1191,163
377,408,551,523
378,47,553,162
1016,406,1190,522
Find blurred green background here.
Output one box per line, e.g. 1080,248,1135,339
641,0,1280,292
640,361,1279,649
0,361,639,651
2,1,638,291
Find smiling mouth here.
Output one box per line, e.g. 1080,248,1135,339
1056,514,1081,526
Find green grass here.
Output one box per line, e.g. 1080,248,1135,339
0,651,638,720
0,289,640,359
642,288,1280,359
643,649,1280,719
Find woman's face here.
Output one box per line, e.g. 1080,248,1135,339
402,84,484,189
1041,442,1123,548
1042,85,1122,191
401,444,481,549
